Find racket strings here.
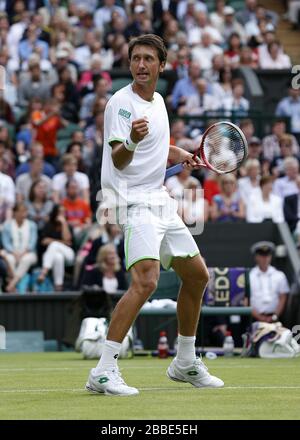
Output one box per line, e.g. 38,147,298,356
203,124,246,173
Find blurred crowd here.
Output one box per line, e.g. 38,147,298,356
0,0,300,293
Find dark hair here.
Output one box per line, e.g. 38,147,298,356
49,204,61,223
29,179,47,203
260,175,274,188
65,177,78,190
128,34,167,64
66,141,82,154
13,202,27,213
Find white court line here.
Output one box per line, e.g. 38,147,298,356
0,386,300,394
0,364,298,373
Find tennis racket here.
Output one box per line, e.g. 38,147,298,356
165,121,248,179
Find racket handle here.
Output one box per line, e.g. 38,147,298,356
165,163,184,179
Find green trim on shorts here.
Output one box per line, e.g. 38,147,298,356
165,251,200,271
126,256,160,271
125,226,132,270
108,137,125,146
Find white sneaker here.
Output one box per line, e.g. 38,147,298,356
167,357,224,388
85,368,139,396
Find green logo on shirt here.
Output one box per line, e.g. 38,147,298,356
118,108,131,119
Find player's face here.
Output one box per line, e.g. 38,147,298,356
130,45,164,87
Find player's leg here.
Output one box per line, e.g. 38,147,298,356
172,254,209,337
167,254,224,388
107,259,160,342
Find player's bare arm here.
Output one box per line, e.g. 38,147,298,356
168,145,201,169
111,117,149,170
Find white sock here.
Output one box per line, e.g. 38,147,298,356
176,335,196,366
94,340,122,374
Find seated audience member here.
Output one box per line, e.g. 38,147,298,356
271,134,300,177
259,40,291,69
179,177,209,225
283,175,300,231
66,141,87,173
165,168,191,200
81,243,127,293
191,32,223,71
171,61,202,112
246,176,284,224
0,156,15,224
2,203,38,293
33,98,67,166
238,158,261,204
26,179,54,231
249,241,289,323
203,170,220,205
38,205,75,291
179,78,220,116
211,174,245,222
273,157,299,198
0,248,13,292
15,156,52,202
62,179,92,241
211,66,233,101
262,119,299,162
222,79,249,116
276,88,300,143
220,7,246,45
52,154,90,204
15,142,56,179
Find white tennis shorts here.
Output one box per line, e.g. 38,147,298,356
122,202,200,270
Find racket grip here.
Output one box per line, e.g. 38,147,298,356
165,163,184,179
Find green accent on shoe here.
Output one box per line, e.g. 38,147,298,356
187,371,199,376
98,377,109,384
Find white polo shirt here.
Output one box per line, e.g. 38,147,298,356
249,265,290,314
101,84,170,207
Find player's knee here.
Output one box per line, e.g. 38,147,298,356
132,275,158,298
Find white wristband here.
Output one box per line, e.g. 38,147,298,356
124,137,138,152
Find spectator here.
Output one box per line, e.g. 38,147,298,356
26,179,54,231
15,156,52,202
187,10,223,46
52,154,90,203
246,175,284,223
0,248,13,293
0,156,15,224
273,157,299,198
239,119,255,144
179,78,220,116
78,53,112,93
219,6,246,44
66,141,86,173
33,98,67,166
18,22,49,62
38,0,68,26
284,175,300,232
222,78,249,116
38,204,75,291
239,45,259,69
211,174,245,222
270,134,300,177
165,168,191,200
62,179,92,241
259,41,291,69
191,31,223,71
276,87,300,143
17,56,51,108
212,66,233,101
249,241,289,323
288,0,300,30
238,158,261,204
15,142,56,179
179,176,208,225
210,0,225,30
79,76,111,122
236,0,278,27
94,0,127,33
81,243,127,293
171,61,202,111
2,202,38,293
125,5,150,40
224,33,242,68
262,119,299,162
170,46,190,80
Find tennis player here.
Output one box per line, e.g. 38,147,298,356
86,34,224,396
